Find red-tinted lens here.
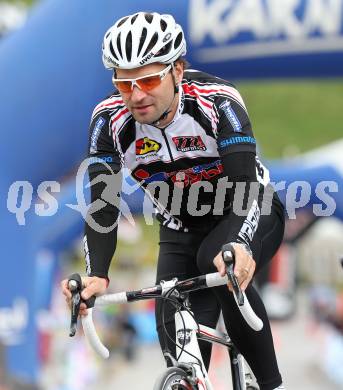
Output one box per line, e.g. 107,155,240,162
114,80,133,93
136,75,162,92
114,73,164,93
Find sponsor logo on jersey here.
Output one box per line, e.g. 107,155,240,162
90,117,106,153
88,156,114,165
172,136,207,152
219,136,256,149
219,100,242,132
134,168,167,182
173,159,223,187
134,159,223,187
136,137,161,156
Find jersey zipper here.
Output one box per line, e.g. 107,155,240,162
160,128,174,162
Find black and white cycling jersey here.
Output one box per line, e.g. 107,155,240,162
84,69,282,278
88,69,269,229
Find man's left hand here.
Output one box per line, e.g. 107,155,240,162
213,243,256,291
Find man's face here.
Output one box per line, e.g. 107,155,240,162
115,62,182,125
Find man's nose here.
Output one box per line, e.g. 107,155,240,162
130,85,147,102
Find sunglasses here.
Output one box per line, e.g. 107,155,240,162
112,64,172,93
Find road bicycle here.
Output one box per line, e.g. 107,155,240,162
68,244,262,389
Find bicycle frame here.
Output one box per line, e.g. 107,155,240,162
174,306,247,390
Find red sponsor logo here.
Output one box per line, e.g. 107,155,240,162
133,160,223,188
172,136,207,152
168,160,223,187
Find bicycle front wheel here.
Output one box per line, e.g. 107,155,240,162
153,367,195,390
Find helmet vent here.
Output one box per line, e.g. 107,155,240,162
174,32,183,49
160,19,167,32
144,13,153,23
109,41,118,60
156,41,172,58
116,32,122,58
126,31,133,62
131,13,139,24
105,31,111,39
117,16,128,28
143,32,158,57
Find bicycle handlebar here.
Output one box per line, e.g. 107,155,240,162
205,272,263,331
68,262,263,358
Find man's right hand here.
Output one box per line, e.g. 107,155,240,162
61,276,108,316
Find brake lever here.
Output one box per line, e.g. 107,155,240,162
68,273,82,337
222,244,244,306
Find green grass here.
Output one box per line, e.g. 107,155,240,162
3,0,37,5
238,79,343,158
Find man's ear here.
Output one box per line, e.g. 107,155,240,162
174,61,184,84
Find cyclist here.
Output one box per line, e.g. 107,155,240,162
62,12,285,390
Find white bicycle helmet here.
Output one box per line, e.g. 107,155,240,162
102,12,187,69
